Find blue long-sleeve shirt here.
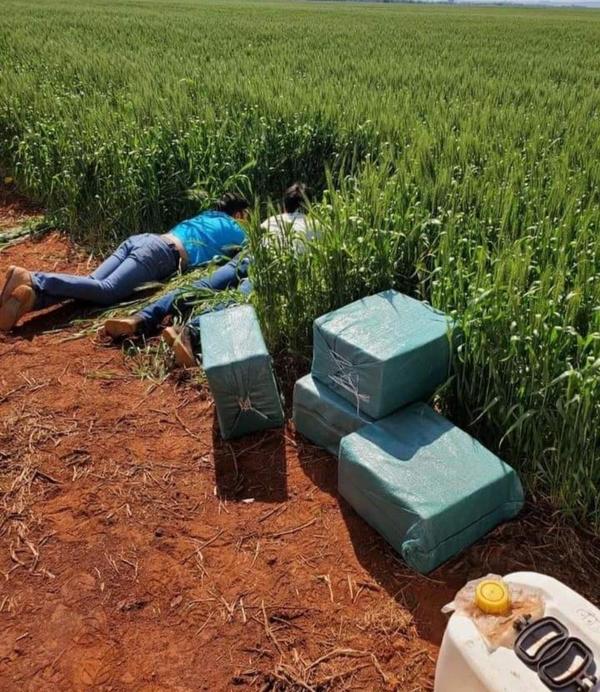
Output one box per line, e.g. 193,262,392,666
169,211,246,267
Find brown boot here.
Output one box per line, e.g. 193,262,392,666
0,266,32,306
103,316,143,339
162,326,196,368
0,285,36,331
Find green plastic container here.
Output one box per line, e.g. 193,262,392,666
338,403,524,573
200,305,284,439
312,290,453,419
293,374,373,455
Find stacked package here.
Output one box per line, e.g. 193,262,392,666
293,374,373,456
293,289,524,573
293,290,452,453
338,403,524,574
311,290,452,418
200,305,284,440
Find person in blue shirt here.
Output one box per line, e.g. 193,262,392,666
102,183,312,368
101,183,311,349
0,193,250,332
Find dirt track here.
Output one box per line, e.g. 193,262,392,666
1,197,599,690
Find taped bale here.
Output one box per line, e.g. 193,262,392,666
312,290,453,419
338,403,524,574
293,374,373,456
199,305,284,439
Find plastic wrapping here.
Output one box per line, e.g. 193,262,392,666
435,572,600,692
311,290,453,419
338,403,524,574
199,305,284,439
292,374,373,455
442,574,545,651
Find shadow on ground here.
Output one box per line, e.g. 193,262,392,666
212,416,288,503
12,283,165,340
295,431,600,647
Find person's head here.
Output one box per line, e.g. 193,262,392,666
214,192,250,220
283,182,309,214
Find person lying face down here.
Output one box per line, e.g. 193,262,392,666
261,181,315,248
0,192,250,332
102,182,314,367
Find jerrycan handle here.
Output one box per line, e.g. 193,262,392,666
537,637,597,691
514,616,569,666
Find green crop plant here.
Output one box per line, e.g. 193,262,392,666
1,0,599,529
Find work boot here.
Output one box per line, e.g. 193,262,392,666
0,266,32,306
103,316,143,339
0,284,36,331
162,325,196,368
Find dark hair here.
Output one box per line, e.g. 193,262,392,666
214,192,250,216
283,182,309,214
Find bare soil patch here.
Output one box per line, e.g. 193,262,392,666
0,178,43,231
1,198,599,690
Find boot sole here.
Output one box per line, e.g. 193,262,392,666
104,319,140,338
0,266,16,306
163,328,196,368
0,294,29,331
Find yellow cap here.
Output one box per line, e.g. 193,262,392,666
474,579,511,615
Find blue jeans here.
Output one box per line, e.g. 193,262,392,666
187,277,252,339
137,254,252,331
31,234,179,309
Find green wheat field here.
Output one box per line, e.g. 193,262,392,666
1,0,599,529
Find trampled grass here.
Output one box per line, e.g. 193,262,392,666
0,0,599,529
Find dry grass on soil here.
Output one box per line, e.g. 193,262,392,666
1,197,599,690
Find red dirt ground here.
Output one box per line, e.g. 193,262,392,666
0,180,43,231
1,197,599,690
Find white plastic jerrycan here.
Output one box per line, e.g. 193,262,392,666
435,571,600,692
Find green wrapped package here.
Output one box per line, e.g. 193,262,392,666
338,403,524,573
312,290,453,419
199,305,284,440
293,374,373,456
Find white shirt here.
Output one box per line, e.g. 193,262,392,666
260,212,317,251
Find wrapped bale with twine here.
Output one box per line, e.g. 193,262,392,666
293,373,373,455
200,305,284,439
338,403,524,573
312,290,454,419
